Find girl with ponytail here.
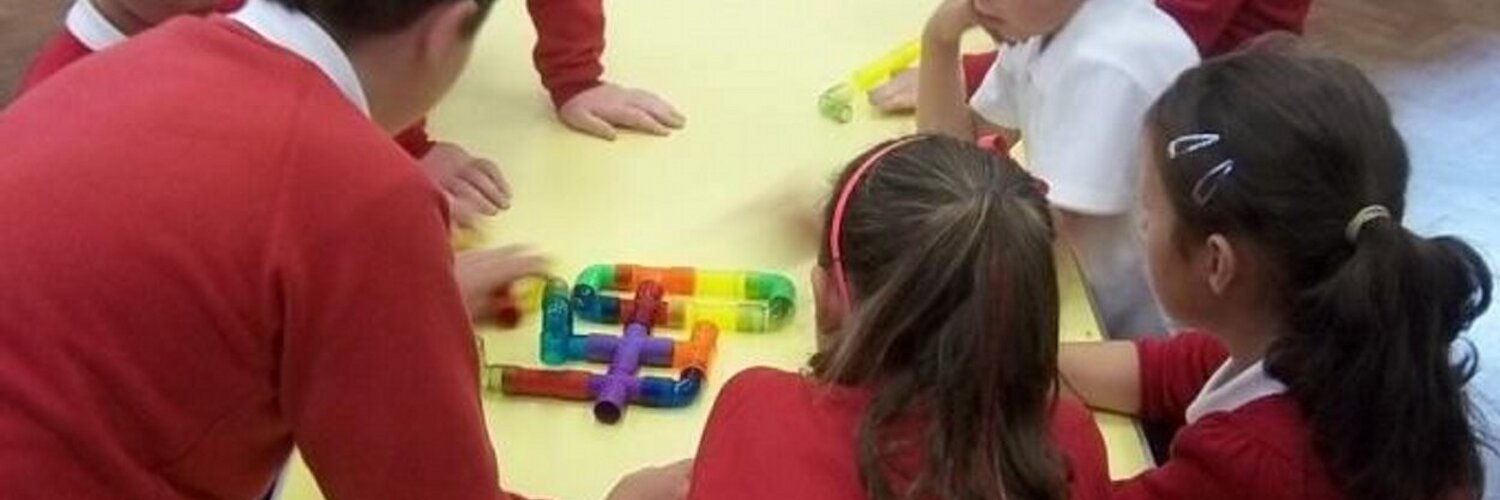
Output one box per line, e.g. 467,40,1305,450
1060,39,1491,500
687,135,1112,500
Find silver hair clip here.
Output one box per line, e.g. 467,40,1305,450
1167,133,1221,159
1191,160,1236,206
1168,133,1235,206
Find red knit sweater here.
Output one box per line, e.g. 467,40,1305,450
689,367,1113,500
15,0,609,157
1114,332,1342,499
0,17,520,499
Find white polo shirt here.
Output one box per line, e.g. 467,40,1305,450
971,0,1197,337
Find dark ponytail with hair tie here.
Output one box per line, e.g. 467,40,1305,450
1149,42,1492,500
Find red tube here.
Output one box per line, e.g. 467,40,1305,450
498,366,593,401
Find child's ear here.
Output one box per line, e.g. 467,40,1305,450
417,0,479,65
811,266,848,339
1204,234,1239,296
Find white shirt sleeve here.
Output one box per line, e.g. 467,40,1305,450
1027,59,1155,215
968,53,1021,129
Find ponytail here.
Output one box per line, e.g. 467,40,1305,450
1270,218,1491,499
816,136,1067,500
1148,42,1492,500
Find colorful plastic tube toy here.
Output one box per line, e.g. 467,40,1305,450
818,40,921,123
539,277,718,371
497,278,718,424
572,264,796,332
487,366,706,422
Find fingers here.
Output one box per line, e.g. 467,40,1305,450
631,90,686,130
446,179,499,217
612,107,674,136
868,69,919,113
455,245,549,321
562,107,619,141
468,245,550,283
447,192,482,229
459,158,509,210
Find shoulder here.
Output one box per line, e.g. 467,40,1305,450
16,30,92,94
1054,3,1198,88
709,367,811,416
1170,396,1332,495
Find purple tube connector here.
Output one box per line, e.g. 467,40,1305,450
591,281,664,424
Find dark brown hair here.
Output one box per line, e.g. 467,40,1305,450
813,135,1067,500
1148,40,1491,500
268,0,495,40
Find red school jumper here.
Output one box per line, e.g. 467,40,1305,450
1114,332,1341,499
961,0,1313,92
14,0,610,157
0,17,522,499
688,367,1113,500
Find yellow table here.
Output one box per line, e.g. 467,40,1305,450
279,0,1149,498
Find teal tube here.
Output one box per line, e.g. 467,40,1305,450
539,278,574,366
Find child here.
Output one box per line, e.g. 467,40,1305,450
689,135,1112,500
1060,43,1490,499
918,0,1199,339
0,0,679,497
17,0,509,228
868,0,1313,112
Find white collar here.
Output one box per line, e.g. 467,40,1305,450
230,0,369,115
1184,359,1288,424
65,0,128,51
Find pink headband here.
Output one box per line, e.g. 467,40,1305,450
828,136,925,302
827,135,1031,302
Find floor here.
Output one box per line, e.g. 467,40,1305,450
2,0,1498,496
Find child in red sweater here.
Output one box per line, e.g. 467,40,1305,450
689,135,1112,500
866,0,1312,112
0,0,679,497
1058,41,1490,500
17,0,681,224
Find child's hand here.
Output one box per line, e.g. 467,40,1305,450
603,459,693,500
454,246,548,320
869,68,919,114
419,142,510,229
559,82,685,141
924,0,978,45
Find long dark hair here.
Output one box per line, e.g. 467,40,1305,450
812,135,1066,500
1148,40,1492,500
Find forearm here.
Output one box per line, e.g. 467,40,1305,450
916,24,974,138
1059,341,1141,414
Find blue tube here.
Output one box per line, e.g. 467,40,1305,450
636,369,705,408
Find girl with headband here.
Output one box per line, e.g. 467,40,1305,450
687,135,1111,500
1058,42,1491,499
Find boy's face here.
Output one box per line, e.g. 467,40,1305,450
970,0,1082,43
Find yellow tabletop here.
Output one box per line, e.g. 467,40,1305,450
279,0,1149,498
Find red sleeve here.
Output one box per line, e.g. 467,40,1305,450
526,0,605,108
1051,399,1113,500
689,369,780,500
1134,332,1228,428
1109,416,1306,500
690,368,848,500
1154,0,1247,56
962,51,999,97
394,119,436,159
272,119,513,498
1155,0,1312,57
14,31,94,99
